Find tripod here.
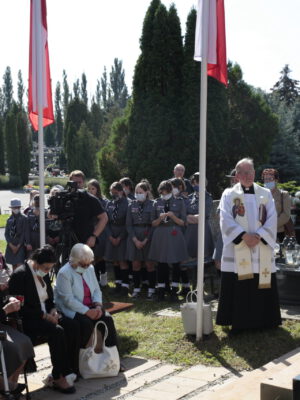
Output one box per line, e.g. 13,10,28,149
60,218,79,266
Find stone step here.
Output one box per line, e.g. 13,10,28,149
191,347,300,400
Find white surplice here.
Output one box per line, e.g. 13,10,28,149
220,183,277,274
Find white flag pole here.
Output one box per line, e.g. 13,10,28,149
196,0,209,342
35,0,46,247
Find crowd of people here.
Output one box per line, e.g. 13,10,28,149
0,159,292,397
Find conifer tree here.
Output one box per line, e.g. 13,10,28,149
4,105,20,182
76,122,98,178
2,66,13,115
54,82,63,145
110,58,128,108
81,72,88,106
271,65,299,106
62,70,70,118
0,119,5,174
17,70,25,109
16,111,31,185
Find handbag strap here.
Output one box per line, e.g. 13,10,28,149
185,290,197,303
92,320,108,350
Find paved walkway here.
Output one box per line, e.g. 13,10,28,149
23,344,234,400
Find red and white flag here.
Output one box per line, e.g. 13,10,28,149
194,0,227,86
28,0,54,131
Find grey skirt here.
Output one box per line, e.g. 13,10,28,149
5,245,26,265
148,225,189,264
0,324,35,376
126,227,152,261
184,222,215,259
104,226,127,261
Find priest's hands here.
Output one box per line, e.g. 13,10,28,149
242,233,260,248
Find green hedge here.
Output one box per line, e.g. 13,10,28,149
33,177,69,188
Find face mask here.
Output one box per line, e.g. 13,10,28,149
110,193,118,200
264,181,275,190
172,188,179,196
76,266,86,274
161,193,172,201
36,269,48,278
123,188,130,196
193,185,199,192
12,209,20,215
135,193,146,202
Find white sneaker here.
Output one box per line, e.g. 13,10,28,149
65,373,77,385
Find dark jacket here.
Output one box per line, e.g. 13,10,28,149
9,262,54,321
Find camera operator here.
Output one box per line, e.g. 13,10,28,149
68,170,108,248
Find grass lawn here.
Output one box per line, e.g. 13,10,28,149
0,240,6,253
108,288,300,372
0,214,9,228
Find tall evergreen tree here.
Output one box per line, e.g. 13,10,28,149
95,80,101,106
126,0,184,191
62,69,70,118
16,111,31,185
73,79,80,99
2,66,13,115
0,88,4,117
101,67,109,110
110,58,128,108
4,105,20,182
0,119,5,174
76,122,98,178
17,70,25,109
54,81,63,145
89,101,103,140
81,72,88,106
271,65,299,106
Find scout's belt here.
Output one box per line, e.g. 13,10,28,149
133,224,151,227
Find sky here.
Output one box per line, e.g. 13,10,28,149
0,0,300,102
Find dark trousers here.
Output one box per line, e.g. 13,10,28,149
74,312,118,349
23,317,79,379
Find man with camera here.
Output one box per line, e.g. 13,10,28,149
49,170,108,253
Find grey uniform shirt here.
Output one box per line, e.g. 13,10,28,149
151,196,187,224
106,197,129,239
126,199,154,239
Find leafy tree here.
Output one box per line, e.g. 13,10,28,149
2,66,13,115
73,79,80,99
16,111,31,185
271,65,299,106
81,72,88,106
54,81,63,145
17,70,25,109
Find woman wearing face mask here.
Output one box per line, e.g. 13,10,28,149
26,195,48,256
5,198,27,270
54,243,121,372
126,180,156,300
120,177,135,201
87,179,109,288
170,178,188,204
9,245,78,394
185,173,214,262
105,182,129,295
148,180,189,301
261,168,292,242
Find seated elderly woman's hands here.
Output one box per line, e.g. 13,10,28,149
85,308,102,320
3,297,21,315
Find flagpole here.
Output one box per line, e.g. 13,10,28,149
35,0,46,247
196,0,209,342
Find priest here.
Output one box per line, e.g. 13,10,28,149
216,158,281,332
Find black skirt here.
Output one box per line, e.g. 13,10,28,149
216,272,282,330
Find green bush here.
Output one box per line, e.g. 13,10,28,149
277,181,300,196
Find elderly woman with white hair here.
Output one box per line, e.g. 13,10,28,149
54,243,119,370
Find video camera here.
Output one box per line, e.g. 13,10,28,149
48,181,85,220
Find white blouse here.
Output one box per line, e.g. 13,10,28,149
29,264,49,313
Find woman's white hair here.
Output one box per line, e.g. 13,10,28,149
69,243,94,265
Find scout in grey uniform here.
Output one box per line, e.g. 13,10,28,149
170,178,191,296
87,179,109,287
105,182,129,294
148,180,189,301
185,173,214,260
5,198,27,269
126,180,156,300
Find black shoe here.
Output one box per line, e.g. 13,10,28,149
156,288,165,301
0,383,27,396
147,292,155,301
114,283,122,293
131,291,141,299
121,286,129,296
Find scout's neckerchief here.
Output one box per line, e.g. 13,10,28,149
231,182,272,289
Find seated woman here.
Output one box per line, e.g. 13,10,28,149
54,243,121,371
0,286,34,398
9,245,77,394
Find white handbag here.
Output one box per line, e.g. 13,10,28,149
180,290,213,335
79,320,120,379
